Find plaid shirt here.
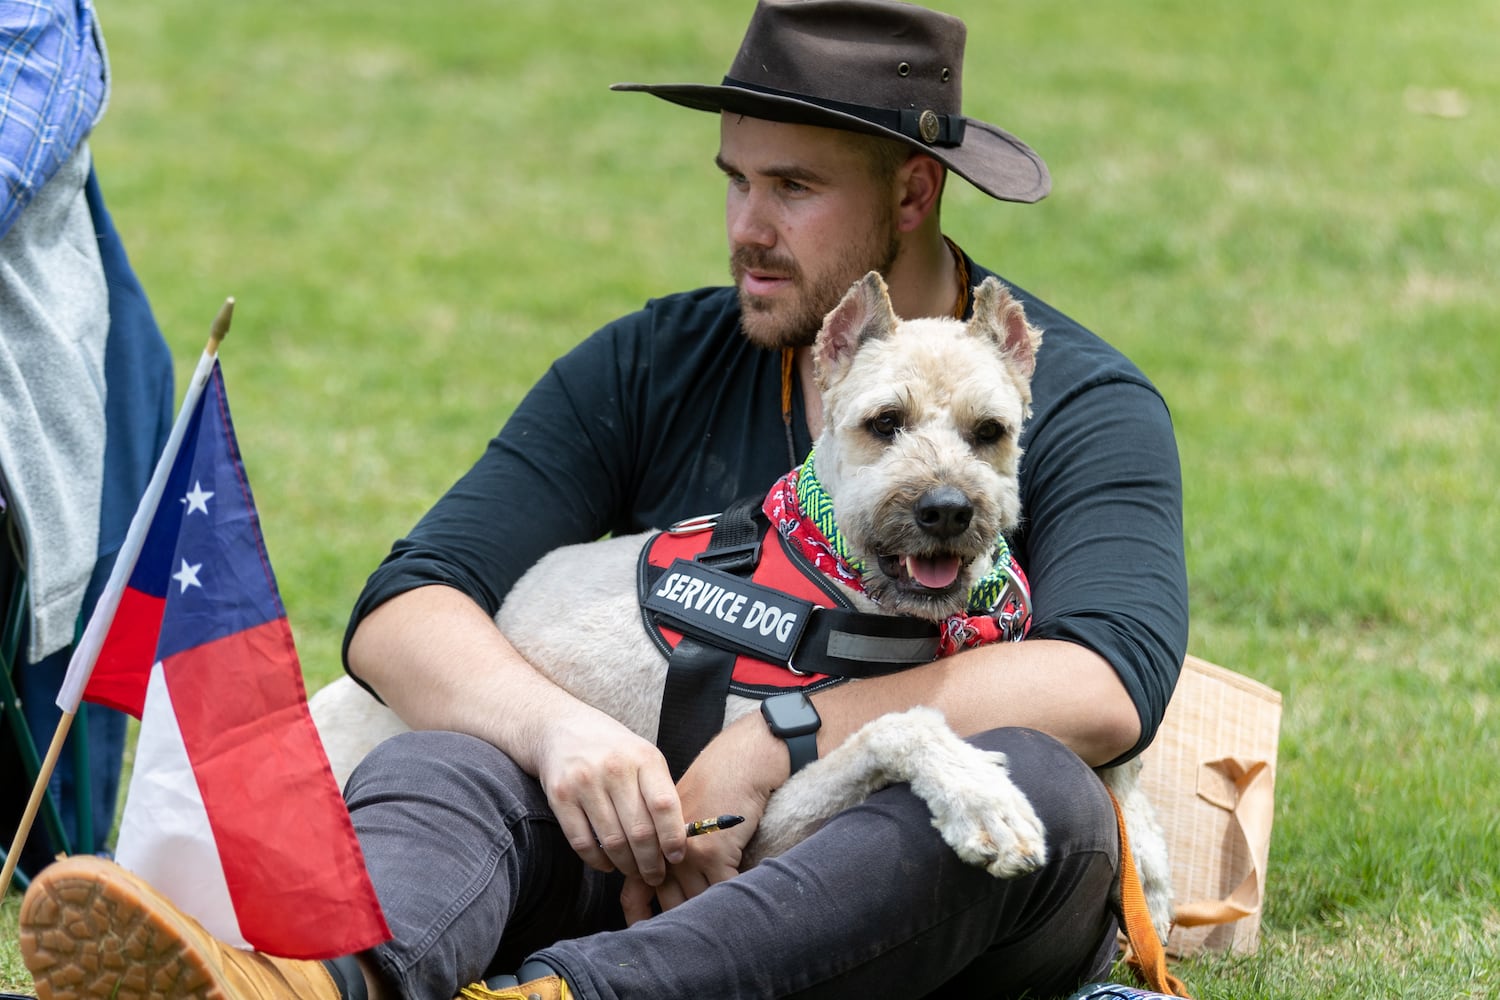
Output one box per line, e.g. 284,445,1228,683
0,0,107,241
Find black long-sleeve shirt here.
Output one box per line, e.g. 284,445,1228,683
344,257,1189,762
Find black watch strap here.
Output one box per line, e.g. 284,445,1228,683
783,729,818,775
761,692,821,776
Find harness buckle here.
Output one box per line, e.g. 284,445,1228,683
785,636,813,677
695,539,762,575
991,576,1033,643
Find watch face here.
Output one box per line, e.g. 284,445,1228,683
762,692,821,736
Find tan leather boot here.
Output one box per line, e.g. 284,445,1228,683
20,854,345,1000
456,976,571,1000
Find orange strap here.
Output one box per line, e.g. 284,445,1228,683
1108,787,1193,998
779,347,795,426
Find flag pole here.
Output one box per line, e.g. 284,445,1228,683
1,298,235,901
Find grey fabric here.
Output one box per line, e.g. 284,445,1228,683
346,727,1118,1000
0,140,110,662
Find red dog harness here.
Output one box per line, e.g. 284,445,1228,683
641,514,946,696
637,471,1031,778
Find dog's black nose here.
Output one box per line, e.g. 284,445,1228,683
914,487,973,539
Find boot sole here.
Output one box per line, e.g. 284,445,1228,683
19,855,229,1000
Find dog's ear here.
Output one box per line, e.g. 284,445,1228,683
814,271,896,391
972,277,1041,380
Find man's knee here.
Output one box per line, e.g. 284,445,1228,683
967,727,1118,861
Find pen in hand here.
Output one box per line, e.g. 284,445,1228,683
685,814,745,837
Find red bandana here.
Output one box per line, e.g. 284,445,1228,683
761,468,1031,657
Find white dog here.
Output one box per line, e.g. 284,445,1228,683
312,272,1172,933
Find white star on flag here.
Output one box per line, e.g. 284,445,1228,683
172,559,204,593
182,481,215,515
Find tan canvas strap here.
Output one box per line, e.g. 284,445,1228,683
1170,756,1274,930
1108,787,1193,998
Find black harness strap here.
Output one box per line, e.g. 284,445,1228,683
648,496,946,777
654,497,766,780
692,495,764,574
654,634,734,781
790,607,939,677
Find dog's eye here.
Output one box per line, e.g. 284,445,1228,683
972,419,1007,445
867,411,902,440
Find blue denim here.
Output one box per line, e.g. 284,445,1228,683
347,726,1118,1000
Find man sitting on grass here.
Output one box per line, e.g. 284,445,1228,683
20,2,1188,998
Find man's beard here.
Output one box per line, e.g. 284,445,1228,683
731,227,900,350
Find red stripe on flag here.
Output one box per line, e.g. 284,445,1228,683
85,587,166,717
162,618,389,958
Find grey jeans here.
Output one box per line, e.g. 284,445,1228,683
346,726,1119,1000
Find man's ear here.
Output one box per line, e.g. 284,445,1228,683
896,154,945,234
814,272,896,391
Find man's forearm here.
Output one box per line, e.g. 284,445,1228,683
345,583,607,774
350,587,1139,780
801,639,1140,768
349,583,693,884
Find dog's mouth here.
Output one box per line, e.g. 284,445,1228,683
876,552,966,594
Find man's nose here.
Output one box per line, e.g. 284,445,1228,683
727,188,775,249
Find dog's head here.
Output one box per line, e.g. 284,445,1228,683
810,271,1041,619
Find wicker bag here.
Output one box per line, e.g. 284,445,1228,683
1136,654,1283,956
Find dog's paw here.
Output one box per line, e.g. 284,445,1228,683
921,747,1048,878
848,708,1049,879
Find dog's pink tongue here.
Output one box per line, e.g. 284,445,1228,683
905,554,962,589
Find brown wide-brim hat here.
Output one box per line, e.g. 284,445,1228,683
612,0,1050,203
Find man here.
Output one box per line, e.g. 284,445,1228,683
20,2,1187,998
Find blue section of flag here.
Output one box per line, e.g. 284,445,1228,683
138,362,287,661
127,390,203,601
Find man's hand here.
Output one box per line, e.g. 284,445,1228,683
350,585,698,884
535,711,687,886
620,710,782,924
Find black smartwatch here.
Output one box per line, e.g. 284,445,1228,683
760,692,821,775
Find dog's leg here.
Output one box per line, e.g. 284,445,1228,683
1099,758,1175,941
746,707,1047,878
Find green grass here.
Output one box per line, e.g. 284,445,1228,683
5,0,1498,995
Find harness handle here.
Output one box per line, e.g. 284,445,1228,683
692,496,764,574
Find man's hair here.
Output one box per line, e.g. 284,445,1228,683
850,131,948,203
852,132,919,183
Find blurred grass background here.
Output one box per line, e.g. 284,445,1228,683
4,0,1499,995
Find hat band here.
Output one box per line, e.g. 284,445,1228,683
720,76,967,148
